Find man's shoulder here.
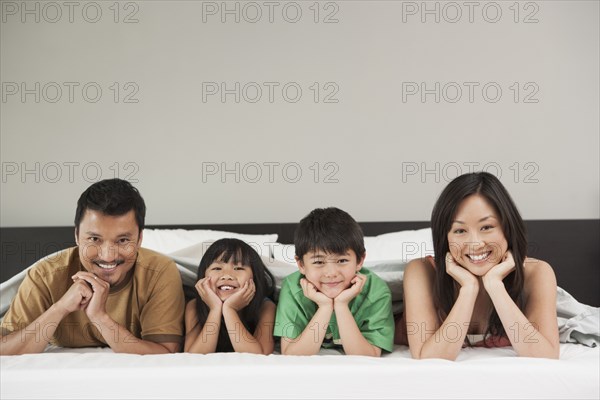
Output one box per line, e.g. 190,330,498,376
29,247,78,277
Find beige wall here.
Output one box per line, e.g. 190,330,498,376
1,1,598,226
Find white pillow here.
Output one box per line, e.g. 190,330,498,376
271,227,434,264
363,227,434,263
141,228,277,260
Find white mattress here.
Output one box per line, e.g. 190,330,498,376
2,344,598,399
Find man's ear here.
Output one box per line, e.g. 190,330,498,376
356,252,366,272
295,255,305,274
138,229,143,247
74,227,79,246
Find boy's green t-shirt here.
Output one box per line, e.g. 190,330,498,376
273,268,394,352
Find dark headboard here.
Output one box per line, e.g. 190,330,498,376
1,219,598,306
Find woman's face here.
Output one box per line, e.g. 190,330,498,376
447,194,508,276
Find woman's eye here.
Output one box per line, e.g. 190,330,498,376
453,229,465,234
481,225,493,231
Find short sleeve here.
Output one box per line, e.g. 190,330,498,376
357,279,394,353
1,267,53,336
139,261,185,344
273,274,311,339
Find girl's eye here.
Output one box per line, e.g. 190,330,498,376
211,267,221,271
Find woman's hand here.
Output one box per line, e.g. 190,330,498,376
482,250,516,291
445,252,479,291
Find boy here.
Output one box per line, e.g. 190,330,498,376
274,207,394,356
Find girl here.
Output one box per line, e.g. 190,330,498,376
184,238,276,354
397,172,559,360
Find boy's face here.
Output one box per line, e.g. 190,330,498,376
296,249,364,299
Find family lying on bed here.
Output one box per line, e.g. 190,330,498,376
0,172,560,360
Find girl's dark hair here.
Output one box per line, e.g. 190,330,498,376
294,207,365,262
195,238,275,352
430,172,526,345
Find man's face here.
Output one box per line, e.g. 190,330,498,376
75,209,142,287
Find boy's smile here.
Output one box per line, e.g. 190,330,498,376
297,249,364,299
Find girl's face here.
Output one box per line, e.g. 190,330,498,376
447,194,508,276
204,255,254,301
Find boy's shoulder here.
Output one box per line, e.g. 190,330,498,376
360,267,391,296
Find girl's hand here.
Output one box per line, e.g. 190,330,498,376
334,273,367,306
195,277,223,311
223,280,256,312
445,252,479,291
482,250,516,290
300,278,333,308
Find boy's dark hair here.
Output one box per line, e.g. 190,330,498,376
195,238,275,352
74,179,146,234
294,207,365,262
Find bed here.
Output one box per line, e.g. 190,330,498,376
1,220,599,399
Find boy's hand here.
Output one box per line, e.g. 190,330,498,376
195,277,223,311
334,273,367,306
300,278,333,308
223,280,255,311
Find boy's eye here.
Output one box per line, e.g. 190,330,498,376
337,259,349,264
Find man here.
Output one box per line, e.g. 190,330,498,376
0,179,185,354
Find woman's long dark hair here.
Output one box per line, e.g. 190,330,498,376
431,172,526,345
195,238,275,352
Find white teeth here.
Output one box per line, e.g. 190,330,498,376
98,263,117,269
468,252,490,262
219,286,234,291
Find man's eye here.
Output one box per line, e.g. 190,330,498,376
89,237,99,242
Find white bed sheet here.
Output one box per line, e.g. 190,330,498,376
1,344,598,399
